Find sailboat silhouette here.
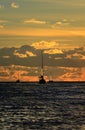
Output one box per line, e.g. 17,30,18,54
16,70,20,83
39,50,46,84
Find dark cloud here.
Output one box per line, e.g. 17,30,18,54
0,45,85,68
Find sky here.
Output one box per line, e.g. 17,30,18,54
0,0,85,81
0,0,85,36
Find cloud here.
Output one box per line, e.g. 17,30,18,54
24,19,46,24
14,50,27,58
65,53,84,59
0,44,85,68
13,50,36,58
0,72,9,77
0,25,4,29
0,5,4,9
11,2,20,8
65,46,85,60
3,56,10,59
58,67,85,81
13,45,37,58
26,51,36,56
0,65,39,81
0,20,7,29
31,41,59,49
52,19,73,28
44,49,63,54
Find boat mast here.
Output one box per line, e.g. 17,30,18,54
39,50,46,83
41,50,44,76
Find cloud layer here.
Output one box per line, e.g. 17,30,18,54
0,43,85,81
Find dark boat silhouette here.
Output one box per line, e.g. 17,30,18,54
39,50,46,84
48,74,54,83
16,79,20,83
39,75,46,84
48,80,54,83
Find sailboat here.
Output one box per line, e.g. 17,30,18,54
16,70,20,83
39,50,46,84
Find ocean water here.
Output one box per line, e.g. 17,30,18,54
0,82,85,130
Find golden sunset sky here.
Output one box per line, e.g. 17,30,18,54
0,0,85,81
0,0,85,36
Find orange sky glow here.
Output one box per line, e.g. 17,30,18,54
1,28,85,37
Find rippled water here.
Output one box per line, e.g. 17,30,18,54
0,82,85,130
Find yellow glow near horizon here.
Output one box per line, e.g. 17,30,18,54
1,28,85,36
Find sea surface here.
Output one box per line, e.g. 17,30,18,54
0,82,85,130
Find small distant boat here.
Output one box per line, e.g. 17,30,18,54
39,50,46,84
16,79,20,83
48,73,54,83
48,80,54,83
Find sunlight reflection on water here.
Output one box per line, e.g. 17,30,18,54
81,125,85,130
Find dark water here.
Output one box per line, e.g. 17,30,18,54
0,82,85,130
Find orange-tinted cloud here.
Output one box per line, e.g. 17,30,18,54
58,67,85,81
26,51,36,57
24,19,46,24
32,41,59,49
44,48,63,54
14,50,27,58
